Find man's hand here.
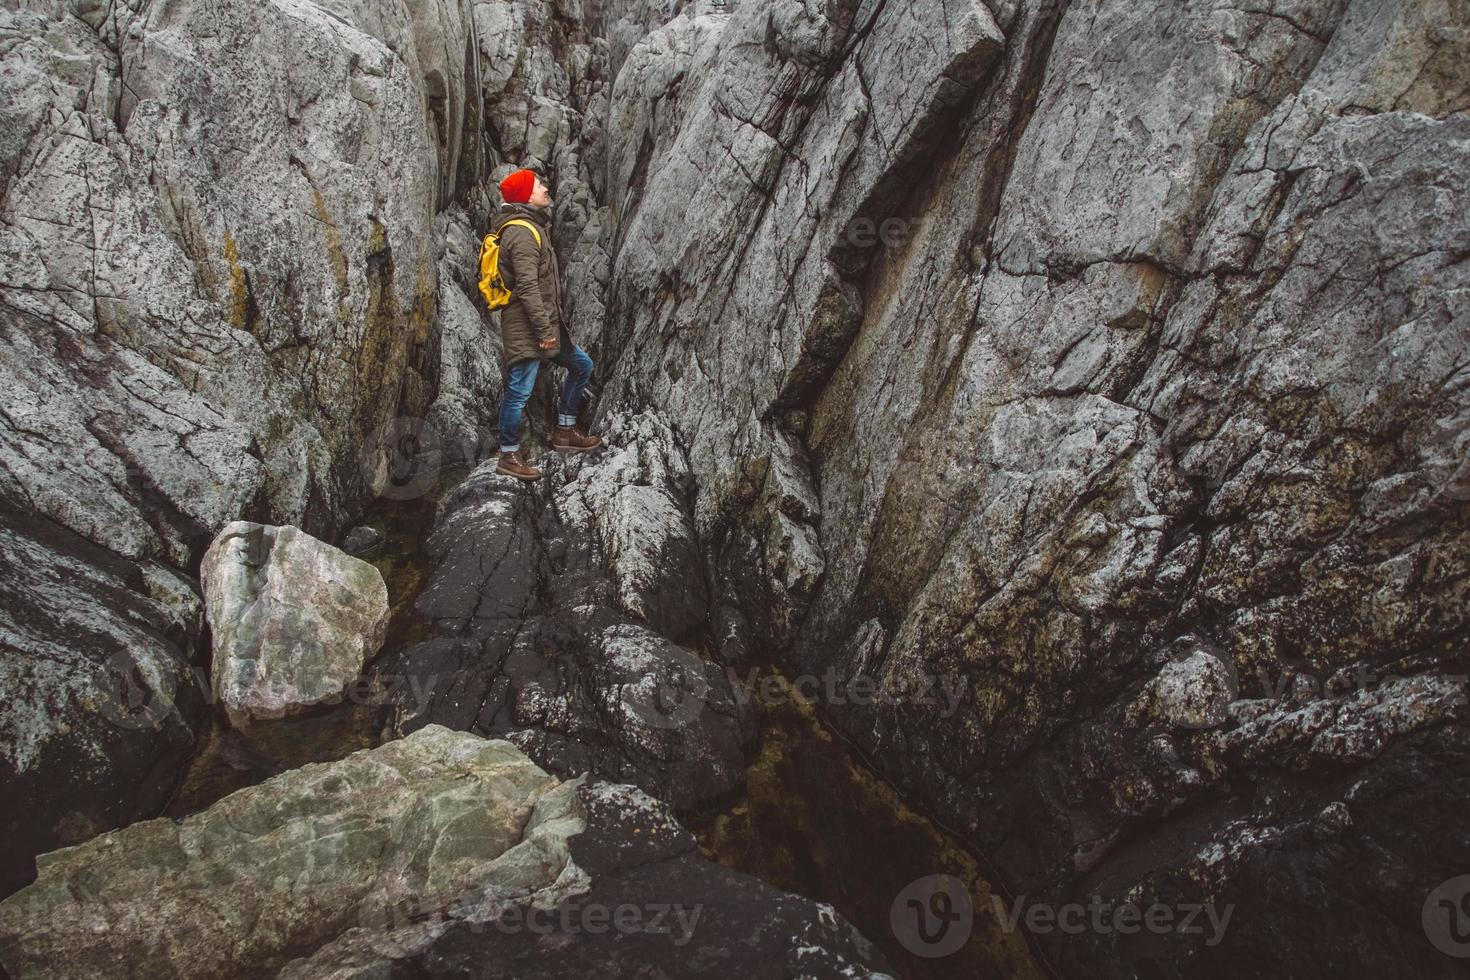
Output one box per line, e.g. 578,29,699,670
537,336,558,351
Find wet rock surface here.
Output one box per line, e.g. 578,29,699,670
385,779,896,980
695,666,1045,980
0,725,892,979
0,503,207,897
1,0,1466,973
571,0,1470,973
380,409,757,813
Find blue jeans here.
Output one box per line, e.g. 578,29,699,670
498,337,594,452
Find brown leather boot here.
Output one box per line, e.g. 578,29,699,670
495,449,541,481
552,424,603,452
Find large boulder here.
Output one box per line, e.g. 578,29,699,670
365,778,896,980
0,725,560,979
200,521,390,729
0,725,893,979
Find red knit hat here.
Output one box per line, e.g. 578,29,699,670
499,168,536,204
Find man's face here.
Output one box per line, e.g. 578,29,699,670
529,175,551,207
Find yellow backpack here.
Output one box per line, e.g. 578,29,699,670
477,218,542,311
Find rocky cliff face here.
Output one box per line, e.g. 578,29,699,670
0,0,469,890
565,0,1470,974
2,0,1467,975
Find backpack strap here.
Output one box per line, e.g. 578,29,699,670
497,217,542,249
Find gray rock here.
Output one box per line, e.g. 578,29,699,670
1,0,461,878
425,207,504,465
200,522,389,729
571,0,1470,973
383,777,897,980
0,505,207,896
0,725,562,979
380,409,755,812
0,725,892,980
4,0,1467,973
340,525,386,558
1129,641,1240,731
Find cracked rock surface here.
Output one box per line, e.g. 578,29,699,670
568,0,1470,973
0,724,892,979
380,409,757,814
0,0,462,889
2,0,1467,973
200,521,390,729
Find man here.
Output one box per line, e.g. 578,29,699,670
492,167,603,481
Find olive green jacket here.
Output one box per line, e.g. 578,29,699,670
493,202,565,366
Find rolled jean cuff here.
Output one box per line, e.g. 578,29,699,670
499,443,519,453
557,413,578,427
